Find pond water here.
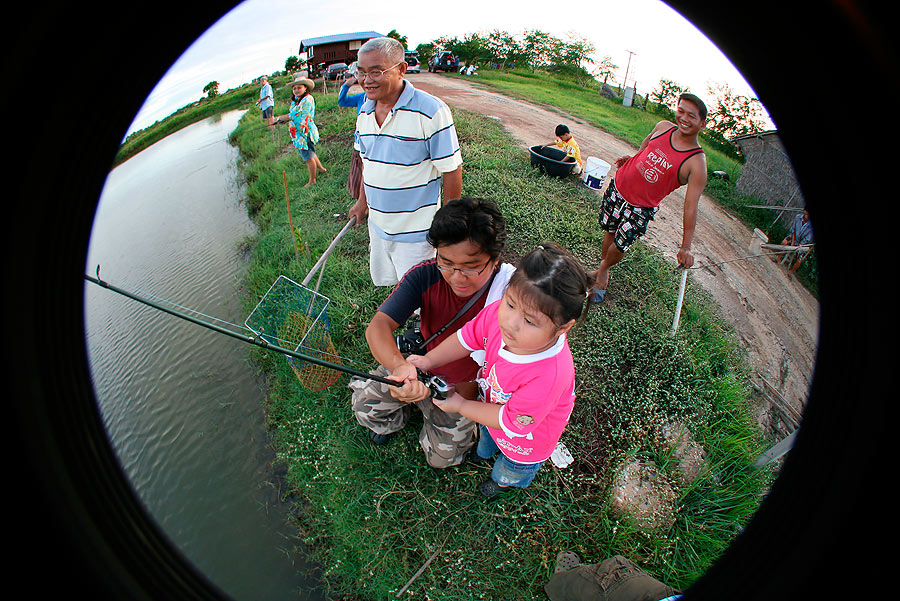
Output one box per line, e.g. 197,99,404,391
84,110,327,600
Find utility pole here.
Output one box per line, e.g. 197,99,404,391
623,50,636,90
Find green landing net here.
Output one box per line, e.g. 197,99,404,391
245,275,341,390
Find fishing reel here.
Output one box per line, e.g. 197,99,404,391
417,370,454,401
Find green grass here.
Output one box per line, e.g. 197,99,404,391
228,92,774,599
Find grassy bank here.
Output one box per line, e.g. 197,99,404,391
114,75,291,167
227,84,774,599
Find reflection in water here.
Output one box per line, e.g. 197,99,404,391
84,111,326,601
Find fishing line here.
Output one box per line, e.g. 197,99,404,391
685,246,813,270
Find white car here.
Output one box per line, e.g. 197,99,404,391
405,52,420,73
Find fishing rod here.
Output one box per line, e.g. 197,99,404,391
84,266,453,398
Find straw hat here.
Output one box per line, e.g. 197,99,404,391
286,73,315,92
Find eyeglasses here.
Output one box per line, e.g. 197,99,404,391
356,62,403,82
435,259,493,278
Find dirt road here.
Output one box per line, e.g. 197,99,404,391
407,73,819,429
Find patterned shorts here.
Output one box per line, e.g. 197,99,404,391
598,179,658,252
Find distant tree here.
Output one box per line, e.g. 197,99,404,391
592,56,618,84
386,29,408,49
202,81,219,99
650,78,688,115
705,82,767,138
522,30,556,70
439,33,488,67
484,30,525,70
284,55,301,72
546,33,596,84
415,42,435,63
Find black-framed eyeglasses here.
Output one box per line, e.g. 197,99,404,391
356,62,403,82
435,259,493,278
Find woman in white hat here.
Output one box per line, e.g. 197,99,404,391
274,74,327,187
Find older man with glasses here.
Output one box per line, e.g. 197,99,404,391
350,197,515,469
348,37,464,287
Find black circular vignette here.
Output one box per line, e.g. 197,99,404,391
4,1,891,599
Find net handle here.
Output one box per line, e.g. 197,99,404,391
302,216,356,288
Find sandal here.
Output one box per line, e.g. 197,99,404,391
478,479,509,498
554,551,582,573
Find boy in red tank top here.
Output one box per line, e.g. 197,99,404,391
590,93,708,302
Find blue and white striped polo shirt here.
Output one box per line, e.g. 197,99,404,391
355,80,463,243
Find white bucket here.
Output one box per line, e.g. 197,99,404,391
582,157,610,189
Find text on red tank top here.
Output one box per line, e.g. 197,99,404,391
616,127,703,208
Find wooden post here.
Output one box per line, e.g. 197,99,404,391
284,170,300,263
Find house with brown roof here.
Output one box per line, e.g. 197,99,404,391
300,31,384,75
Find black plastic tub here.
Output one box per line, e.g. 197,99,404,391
529,145,575,177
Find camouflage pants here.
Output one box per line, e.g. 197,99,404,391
349,365,476,468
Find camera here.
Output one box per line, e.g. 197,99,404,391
395,317,425,354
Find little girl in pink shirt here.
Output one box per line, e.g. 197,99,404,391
396,242,593,497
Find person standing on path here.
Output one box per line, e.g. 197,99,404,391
590,93,708,302
255,75,274,128
347,37,463,287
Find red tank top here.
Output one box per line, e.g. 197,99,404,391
615,127,704,208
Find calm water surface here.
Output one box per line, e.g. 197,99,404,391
84,110,326,600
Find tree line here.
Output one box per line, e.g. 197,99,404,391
405,29,767,140
412,29,615,86
274,28,769,142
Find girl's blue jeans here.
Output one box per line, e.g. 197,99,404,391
476,425,545,488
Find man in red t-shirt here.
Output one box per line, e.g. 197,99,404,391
349,197,515,468
590,93,708,302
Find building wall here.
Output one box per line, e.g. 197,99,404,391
308,42,357,65
733,133,805,230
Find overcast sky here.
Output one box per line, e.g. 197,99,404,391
127,0,772,135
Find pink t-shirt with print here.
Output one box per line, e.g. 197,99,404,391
457,300,576,464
